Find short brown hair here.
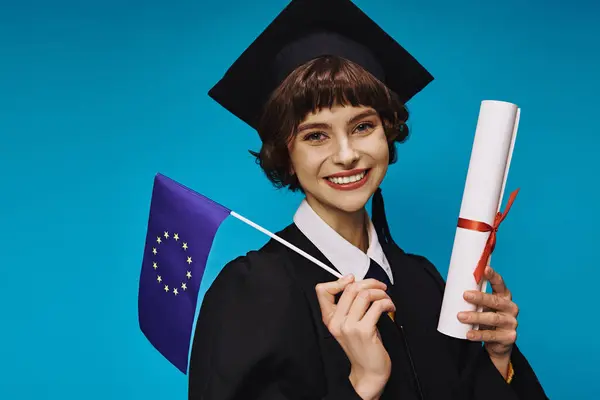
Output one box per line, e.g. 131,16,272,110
251,55,410,192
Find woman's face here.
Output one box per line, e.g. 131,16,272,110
288,104,390,215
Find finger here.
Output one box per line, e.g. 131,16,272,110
335,279,388,318
485,266,509,297
458,311,518,330
464,291,518,315
467,328,517,344
357,278,388,291
346,289,390,322
315,274,355,320
360,298,396,327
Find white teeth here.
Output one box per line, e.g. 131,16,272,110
327,171,366,185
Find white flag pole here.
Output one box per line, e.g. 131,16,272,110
229,211,343,279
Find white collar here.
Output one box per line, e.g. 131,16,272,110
293,199,394,284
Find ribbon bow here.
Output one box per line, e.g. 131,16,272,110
457,189,520,284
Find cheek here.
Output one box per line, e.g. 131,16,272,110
378,137,390,163
289,146,324,177
361,130,390,163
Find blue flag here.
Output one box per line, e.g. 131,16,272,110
138,173,231,374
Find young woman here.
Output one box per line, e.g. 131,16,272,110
188,1,547,399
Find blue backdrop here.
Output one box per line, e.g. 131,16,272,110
1,0,598,398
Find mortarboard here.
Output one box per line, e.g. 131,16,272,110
208,0,434,132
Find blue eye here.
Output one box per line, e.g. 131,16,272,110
355,122,374,133
303,132,326,142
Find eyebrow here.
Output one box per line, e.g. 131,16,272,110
296,109,378,133
347,109,378,125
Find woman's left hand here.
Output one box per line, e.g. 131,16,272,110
458,265,519,362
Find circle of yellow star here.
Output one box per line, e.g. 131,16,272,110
152,230,193,296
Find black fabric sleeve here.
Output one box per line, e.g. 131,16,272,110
187,253,363,400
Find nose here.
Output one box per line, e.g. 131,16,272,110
331,137,359,167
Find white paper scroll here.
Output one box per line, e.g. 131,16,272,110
437,100,521,340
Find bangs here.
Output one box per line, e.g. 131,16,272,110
288,56,395,127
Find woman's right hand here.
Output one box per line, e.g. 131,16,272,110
315,274,396,400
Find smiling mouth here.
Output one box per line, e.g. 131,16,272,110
324,169,370,190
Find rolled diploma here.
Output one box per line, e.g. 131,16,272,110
437,100,520,340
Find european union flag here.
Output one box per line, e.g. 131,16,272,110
138,173,231,374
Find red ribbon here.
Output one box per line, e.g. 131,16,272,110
457,188,520,284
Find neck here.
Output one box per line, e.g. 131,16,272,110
305,197,369,253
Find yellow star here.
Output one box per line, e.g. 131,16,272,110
164,285,169,292
182,242,188,250
174,233,179,241
186,271,192,279
164,231,169,239
152,248,157,255
186,256,192,264
157,275,162,283
156,237,162,244
173,288,179,296
181,282,187,290
153,262,158,270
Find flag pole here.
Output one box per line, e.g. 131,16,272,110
229,211,343,279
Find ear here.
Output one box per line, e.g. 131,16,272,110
287,154,296,176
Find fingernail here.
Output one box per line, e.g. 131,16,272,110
465,292,475,300
458,312,468,321
467,332,475,339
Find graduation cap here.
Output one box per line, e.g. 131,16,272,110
208,0,434,131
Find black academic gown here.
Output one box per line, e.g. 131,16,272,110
188,223,548,400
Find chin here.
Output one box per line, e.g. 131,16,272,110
317,181,381,215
